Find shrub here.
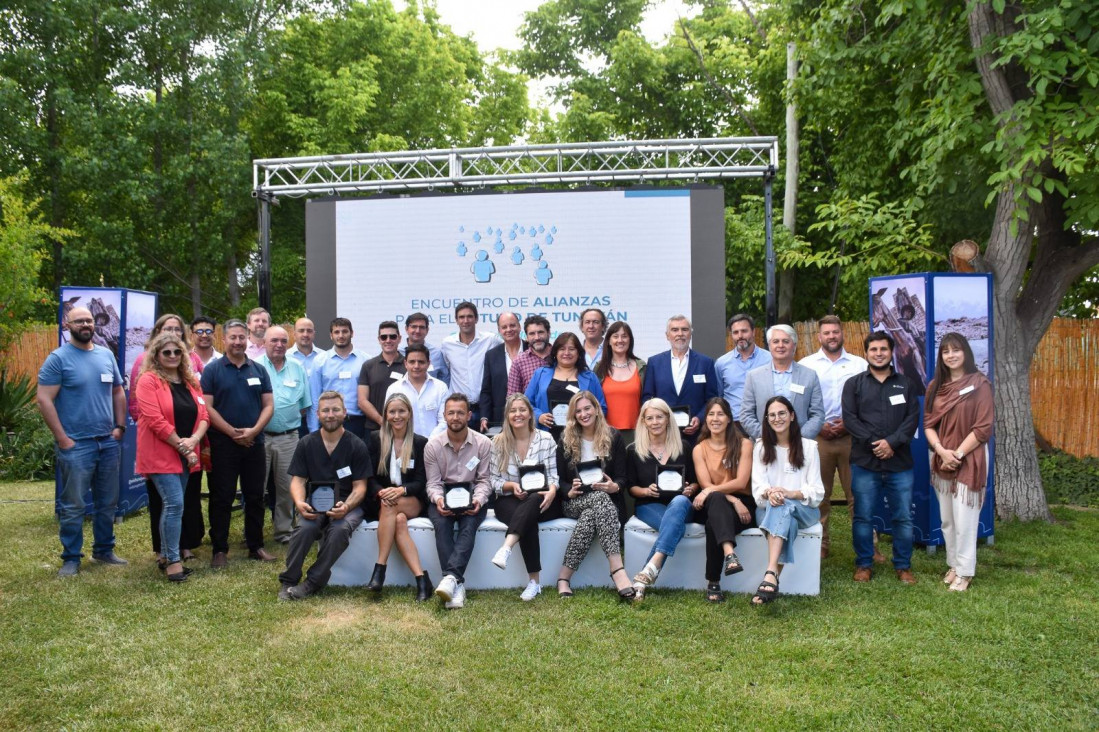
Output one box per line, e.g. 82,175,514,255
0,416,54,480
1039,451,1099,508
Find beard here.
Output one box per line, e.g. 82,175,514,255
70,327,94,344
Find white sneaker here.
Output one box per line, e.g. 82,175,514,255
520,580,542,601
445,583,466,609
434,574,458,602
491,545,511,570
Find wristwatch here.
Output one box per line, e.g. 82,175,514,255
114,423,127,434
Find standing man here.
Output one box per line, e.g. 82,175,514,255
190,315,222,367
640,315,719,442
841,332,920,585
308,318,370,437
37,307,129,576
740,324,825,440
579,307,607,369
439,301,500,428
256,326,311,545
385,345,448,437
714,314,772,416
478,312,526,431
401,311,449,385
200,319,275,568
357,320,406,431
278,391,372,600
245,307,270,360
506,315,552,396
425,394,492,609
288,317,321,379
799,315,869,558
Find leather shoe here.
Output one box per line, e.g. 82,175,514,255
896,569,917,585
277,584,294,601
210,551,228,569
249,548,277,562
853,567,872,582
415,572,432,602
366,563,386,592
92,551,129,566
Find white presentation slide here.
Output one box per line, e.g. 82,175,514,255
334,189,695,358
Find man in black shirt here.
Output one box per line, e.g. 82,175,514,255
357,320,406,431
841,331,921,585
278,391,373,600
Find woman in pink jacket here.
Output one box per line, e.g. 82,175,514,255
135,332,209,582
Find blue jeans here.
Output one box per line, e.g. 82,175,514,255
55,436,121,562
635,495,695,562
851,465,914,570
149,473,186,563
756,500,821,565
428,504,487,584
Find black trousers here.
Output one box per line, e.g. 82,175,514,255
279,507,364,591
344,415,367,440
208,434,266,554
146,472,205,553
493,493,563,574
695,492,758,582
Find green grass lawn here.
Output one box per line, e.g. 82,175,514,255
1,480,1096,730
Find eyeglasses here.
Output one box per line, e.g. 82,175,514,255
160,349,183,357
70,318,94,325
379,333,400,341
193,328,214,335
766,411,790,421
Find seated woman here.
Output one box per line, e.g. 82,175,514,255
627,398,700,600
750,396,824,605
555,391,635,600
488,394,562,601
525,331,606,433
365,393,432,601
691,397,755,603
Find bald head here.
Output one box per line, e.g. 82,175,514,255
294,318,315,352
67,307,96,346
266,325,290,362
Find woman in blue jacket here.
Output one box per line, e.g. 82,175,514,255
525,332,607,431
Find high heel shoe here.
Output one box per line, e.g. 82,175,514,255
415,571,432,602
611,567,636,602
367,563,386,592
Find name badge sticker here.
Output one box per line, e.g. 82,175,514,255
784,463,800,474
338,371,352,380
100,373,113,383
390,371,402,380
407,459,415,469
889,394,907,406
336,466,352,479
465,456,480,471
283,380,297,388
197,397,206,406
959,385,975,395
247,377,261,386
566,384,580,393
693,374,707,384
790,383,805,395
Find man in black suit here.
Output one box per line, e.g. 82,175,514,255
479,312,526,432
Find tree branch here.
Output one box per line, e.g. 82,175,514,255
736,0,767,43
677,19,759,135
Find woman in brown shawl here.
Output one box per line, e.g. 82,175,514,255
923,333,993,592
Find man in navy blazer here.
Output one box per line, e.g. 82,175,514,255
740,324,825,440
478,312,526,431
641,315,719,438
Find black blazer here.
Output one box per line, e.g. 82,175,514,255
366,431,428,519
555,428,629,525
479,341,527,425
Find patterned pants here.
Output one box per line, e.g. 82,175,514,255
562,491,622,570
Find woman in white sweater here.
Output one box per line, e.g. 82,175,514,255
750,396,824,604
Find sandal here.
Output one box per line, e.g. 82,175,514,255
948,576,971,592
751,570,780,605
556,578,574,598
706,581,725,603
611,567,636,602
943,568,957,585
182,549,196,562
723,551,744,576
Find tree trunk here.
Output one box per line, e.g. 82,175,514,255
227,247,241,308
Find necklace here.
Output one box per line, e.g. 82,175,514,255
651,445,666,460
612,360,629,368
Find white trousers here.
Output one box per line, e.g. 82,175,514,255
933,475,982,578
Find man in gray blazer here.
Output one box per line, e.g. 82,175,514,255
740,324,825,440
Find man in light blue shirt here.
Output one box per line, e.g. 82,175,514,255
714,313,772,416
288,317,323,379
257,326,312,543
439,301,500,427
308,318,371,436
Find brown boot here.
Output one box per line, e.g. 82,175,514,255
896,569,917,585
853,567,872,582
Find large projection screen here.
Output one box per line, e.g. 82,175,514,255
306,187,726,359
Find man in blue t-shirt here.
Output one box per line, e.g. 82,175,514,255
37,307,129,577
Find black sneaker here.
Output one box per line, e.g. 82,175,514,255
92,551,129,566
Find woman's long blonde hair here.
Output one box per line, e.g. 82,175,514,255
632,398,683,461
379,393,415,475
493,393,536,472
561,390,613,464
139,332,198,388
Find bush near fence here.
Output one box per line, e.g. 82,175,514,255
3,319,1097,457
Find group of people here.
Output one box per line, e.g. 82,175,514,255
37,301,994,602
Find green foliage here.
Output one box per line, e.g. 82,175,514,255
0,418,54,481
1039,451,1099,507
0,370,36,434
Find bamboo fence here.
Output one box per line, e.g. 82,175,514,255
4,319,1097,456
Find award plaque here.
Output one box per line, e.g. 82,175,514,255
518,463,549,492
577,459,604,488
308,483,337,513
444,482,474,512
671,405,691,429
551,401,570,425
656,464,685,494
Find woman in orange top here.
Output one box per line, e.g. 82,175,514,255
595,321,646,444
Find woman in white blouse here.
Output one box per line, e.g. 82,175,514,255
489,393,562,601
750,396,824,604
